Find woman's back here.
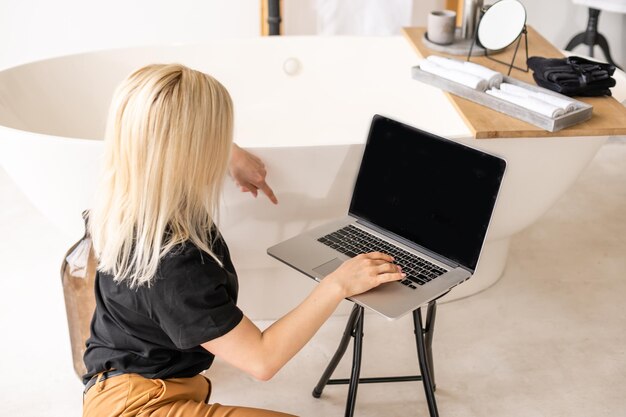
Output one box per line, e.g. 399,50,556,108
83,234,242,384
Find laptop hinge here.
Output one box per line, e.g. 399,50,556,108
354,217,467,271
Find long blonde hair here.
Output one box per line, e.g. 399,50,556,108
89,63,234,288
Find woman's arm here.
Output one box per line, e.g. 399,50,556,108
201,252,404,381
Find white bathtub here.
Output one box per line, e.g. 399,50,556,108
1,37,623,318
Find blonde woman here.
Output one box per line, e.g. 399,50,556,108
82,63,404,417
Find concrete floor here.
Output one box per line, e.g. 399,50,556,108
1,141,625,417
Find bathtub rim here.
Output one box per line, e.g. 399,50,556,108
0,35,419,73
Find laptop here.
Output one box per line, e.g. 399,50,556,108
267,115,507,319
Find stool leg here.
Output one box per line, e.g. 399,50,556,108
414,307,439,417
345,306,364,417
424,300,438,390
312,304,361,398
565,32,586,51
596,34,622,70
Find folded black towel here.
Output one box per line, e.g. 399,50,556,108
527,56,616,97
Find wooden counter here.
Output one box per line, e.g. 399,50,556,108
402,26,626,139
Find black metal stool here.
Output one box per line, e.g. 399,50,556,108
312,298,442,417
565,7,622,70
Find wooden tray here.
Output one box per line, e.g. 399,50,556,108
402,26,626,139
412,65,592,132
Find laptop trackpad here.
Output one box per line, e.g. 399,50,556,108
313,258,343,277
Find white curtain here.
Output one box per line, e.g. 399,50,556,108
315,0,414,35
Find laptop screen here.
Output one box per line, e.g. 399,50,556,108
348,115,506,271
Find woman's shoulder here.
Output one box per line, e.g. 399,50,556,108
157,233,231,282
97,230,233,291
163,231,228,261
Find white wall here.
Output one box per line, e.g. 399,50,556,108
0,0,260,70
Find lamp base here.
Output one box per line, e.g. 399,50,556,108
422,28,486,56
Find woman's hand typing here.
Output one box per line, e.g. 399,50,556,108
326,252,405,298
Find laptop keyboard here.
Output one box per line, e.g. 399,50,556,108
317,225,447,290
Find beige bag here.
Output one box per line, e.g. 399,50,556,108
60,212,97,379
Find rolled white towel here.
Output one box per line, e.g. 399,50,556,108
419,60,488,91
499,82,577,113
427,55,503,89
463,61,503,89
486,88,565,119
427,55,466,71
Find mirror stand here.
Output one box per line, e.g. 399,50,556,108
467,25,529,76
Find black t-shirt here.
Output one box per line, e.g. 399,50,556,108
82,232,244,384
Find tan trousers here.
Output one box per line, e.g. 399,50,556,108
83,372,297,417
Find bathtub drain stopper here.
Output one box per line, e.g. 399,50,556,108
283,58,301,76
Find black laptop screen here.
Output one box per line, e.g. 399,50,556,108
348,115,506,271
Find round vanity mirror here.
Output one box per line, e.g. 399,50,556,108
477,0,526,51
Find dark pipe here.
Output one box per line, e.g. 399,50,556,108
267,0,281,36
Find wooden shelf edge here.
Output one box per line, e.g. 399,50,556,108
401,26,626,139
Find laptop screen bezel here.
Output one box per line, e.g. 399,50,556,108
347,114,507,272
